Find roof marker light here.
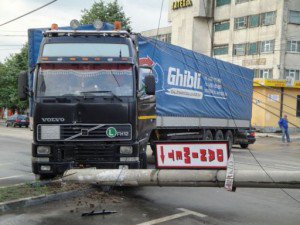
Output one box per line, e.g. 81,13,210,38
114,21,122,30
93,19,103,30
70,19,80,30
51,23,58,30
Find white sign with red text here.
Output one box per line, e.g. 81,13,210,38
156,142,229,169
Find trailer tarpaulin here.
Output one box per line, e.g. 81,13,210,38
138,37,253,121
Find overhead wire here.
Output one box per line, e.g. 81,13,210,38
0,0,58,27
202,7,300,203
143,37,300,114
143,23,300,203
149,37,300,101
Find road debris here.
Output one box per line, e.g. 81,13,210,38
81,209,117,217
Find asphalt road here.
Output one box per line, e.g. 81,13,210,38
0,125,35,187
0,126,300,224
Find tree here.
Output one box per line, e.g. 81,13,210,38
80,0,131,30
0,44,28,112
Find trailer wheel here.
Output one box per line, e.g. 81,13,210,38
240,144,249,149
215,130,224,140
225,130,233,150
203,130,213,140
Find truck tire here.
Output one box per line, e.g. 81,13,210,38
36,174,56,180
240,144,249,149
225,130,233,150
203,130,213,140
215,130,224,140
140,151,148,169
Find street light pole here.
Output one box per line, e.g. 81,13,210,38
63,169,300,189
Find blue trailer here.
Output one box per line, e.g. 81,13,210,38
21,22,254,177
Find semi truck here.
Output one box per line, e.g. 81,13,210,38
18,21,255,178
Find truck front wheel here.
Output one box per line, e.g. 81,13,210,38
36,174,56,180
139,152,148,169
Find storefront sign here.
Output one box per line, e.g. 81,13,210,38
172,0,193,10
253,78,300,88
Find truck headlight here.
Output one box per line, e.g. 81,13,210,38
40,125,60,140
37,146,51,155
120,146,133,154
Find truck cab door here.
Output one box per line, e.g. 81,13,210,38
137,67,156,142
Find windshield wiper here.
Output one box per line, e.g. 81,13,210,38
80,91,123,102
61,94,94,101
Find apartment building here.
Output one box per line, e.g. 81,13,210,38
142,0,300,131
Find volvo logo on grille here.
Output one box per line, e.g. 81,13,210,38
42,118,65,123
81,129,89,136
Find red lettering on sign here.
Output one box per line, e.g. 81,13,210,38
208,149,215,162
217,149,224,162
184,147,191,164
192,152,199,159
176,151,183,160
160,146,165,163
168,150,175,161
200,149,207,162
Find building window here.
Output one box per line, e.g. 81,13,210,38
150,33,172,44
213,45,229,55
297,95,300,117
289,11,300,24
261,11,276,26
284,69,300,81
233,44,246,56
249,14,260,27
216,0,231,7
254,69,273,79
166,34,172,43
235,17,247,29
247,42,258,55
236,0,249,4
287,40,300,53
260,40,275,53
214,21,230,32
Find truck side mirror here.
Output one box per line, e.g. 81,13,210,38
18,71,28,101
144,75,155,95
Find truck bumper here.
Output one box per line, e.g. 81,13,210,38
32,142,143,175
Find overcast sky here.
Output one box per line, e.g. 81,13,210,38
0,0,169,63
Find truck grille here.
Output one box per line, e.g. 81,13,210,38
62,145,117,163
37,124,132,141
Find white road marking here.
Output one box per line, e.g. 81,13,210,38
136,208,207,225
0,163,14,167
0,175,23,180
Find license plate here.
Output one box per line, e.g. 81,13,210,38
21,120,26,122
155,141,229,169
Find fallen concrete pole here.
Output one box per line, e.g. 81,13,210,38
63,169,300,189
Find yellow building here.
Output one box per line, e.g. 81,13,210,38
252,79,300,132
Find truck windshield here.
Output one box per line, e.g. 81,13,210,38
36,64,133,97
42,43,130,57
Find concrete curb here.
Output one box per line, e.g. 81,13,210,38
256,133,300,140
0,188,92,213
